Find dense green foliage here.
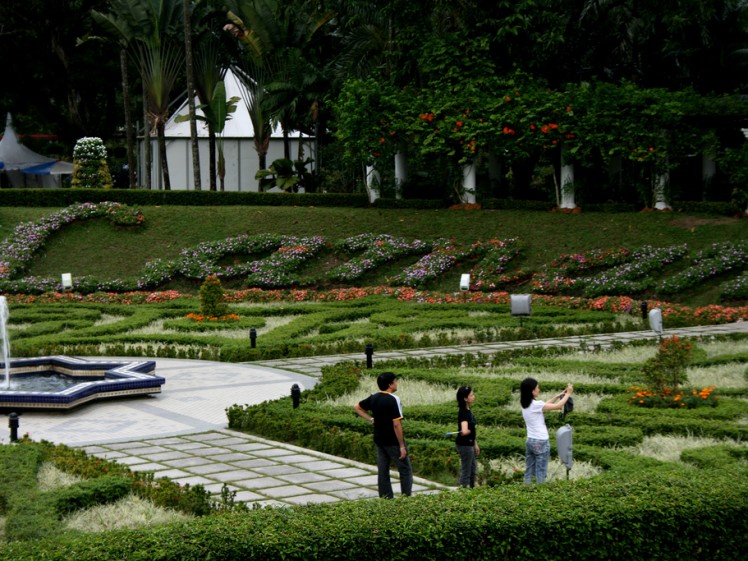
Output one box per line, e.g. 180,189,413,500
3,436,747,560
3,1,748,200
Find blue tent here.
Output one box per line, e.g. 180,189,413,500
0,114,73,187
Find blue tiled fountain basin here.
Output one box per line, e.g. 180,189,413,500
0,356,163,410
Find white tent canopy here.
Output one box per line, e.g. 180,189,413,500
0,114,73,188
141,69,313,191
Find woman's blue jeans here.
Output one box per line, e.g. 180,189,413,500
525,438,550,484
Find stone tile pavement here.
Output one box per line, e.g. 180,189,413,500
81,429,443,508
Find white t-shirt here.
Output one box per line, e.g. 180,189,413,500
522,400,549,440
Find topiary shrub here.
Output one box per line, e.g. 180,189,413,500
199,275,229,318
71,137,113,189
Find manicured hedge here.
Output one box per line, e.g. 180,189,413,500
49,476,131,516
3,465,746,561
0,189,735,214
0,188,369,208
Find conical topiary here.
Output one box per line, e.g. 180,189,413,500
71,137,113,189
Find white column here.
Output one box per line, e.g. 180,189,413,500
702,152,716,195
394,151,407,200
653,170,671,210
559,144,576,209
462,163,476,204
365,165,380,203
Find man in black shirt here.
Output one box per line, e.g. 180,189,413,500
354,371,413,498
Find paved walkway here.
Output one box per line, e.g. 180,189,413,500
9,321,747,508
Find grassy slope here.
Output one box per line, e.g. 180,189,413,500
1,205,746,304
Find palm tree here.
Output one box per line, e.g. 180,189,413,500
225,0,334,177
93,0,184,190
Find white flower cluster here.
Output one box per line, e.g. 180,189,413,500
73,137,108,160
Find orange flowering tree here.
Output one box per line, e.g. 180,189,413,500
629,336,718,409
643,335,693,391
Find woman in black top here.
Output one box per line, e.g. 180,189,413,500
456,385,480,487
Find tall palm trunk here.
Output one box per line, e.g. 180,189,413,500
209,129,217,191
157,119,171,190
120,48,137,188
142,82,152,190
183,0,201,190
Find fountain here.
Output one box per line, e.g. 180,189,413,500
1,296,10,389
0,296,164,410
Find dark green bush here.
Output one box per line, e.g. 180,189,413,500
0,188,370,208
680,445,748,469
49,476,132,516
4,466,746,561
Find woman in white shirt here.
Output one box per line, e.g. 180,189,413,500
520,377,573,484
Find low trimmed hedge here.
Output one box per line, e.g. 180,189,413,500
0,188,369,208
3,466,746,561
49,476,131,516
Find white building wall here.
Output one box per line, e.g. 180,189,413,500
141,136,311,191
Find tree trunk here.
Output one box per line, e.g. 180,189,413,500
120,49,136,189
365,165,380,202
283,126,290,160
653,169,670,210
255,135,270,183
208,127,217,191
702,151,716,201
142,83,152,190
183,0,201,190
157,120,171,191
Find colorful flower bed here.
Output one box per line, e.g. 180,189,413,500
5,287,745,326
329,234,429,281
0,204,746,309
658,241,748,294
389,238,482,287
720,273,748,300
579,244,688,297
467,238,524,289
0,202,144,280
244,236,326,287
628,384,719,408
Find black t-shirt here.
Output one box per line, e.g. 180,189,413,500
358,391,403,447
456,408,476,446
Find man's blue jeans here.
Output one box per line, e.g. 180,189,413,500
525,438,550,484
376,444,413,498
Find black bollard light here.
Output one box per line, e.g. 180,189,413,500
8,412,19,443
291,384,301,409
365,343,374,369
640,301,648,321
249,328,257,348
